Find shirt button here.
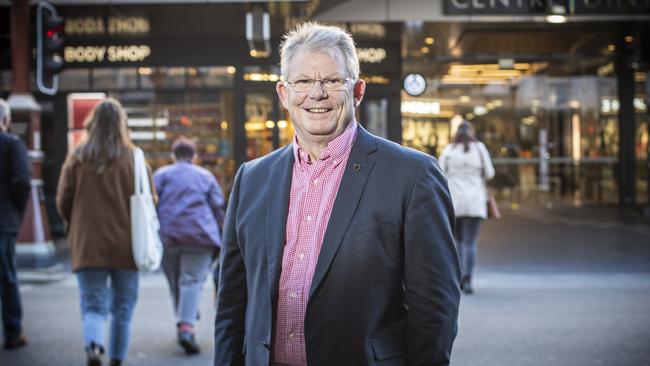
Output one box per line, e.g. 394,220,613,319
298,253,305,261
288,333,296,340
306,215,312,222
289,291,297,299
313,178,320,185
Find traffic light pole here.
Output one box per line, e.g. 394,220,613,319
8,0,56,268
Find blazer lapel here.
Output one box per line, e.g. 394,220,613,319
266,145,294,303
308,126,377,301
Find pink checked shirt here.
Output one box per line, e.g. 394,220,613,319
272,123,358,366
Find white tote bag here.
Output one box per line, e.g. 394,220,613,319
130,147,163,271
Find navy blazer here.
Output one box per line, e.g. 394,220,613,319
214,125,460,366
0,132,31,234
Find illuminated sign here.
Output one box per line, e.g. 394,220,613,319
65,16,150,36
64,45,152,63
401,100,440,115
444,0,650,15
357,48,387,64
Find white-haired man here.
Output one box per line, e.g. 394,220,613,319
214,22,460,366
0,98,31,350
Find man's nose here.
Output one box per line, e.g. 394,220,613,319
308,81,328,99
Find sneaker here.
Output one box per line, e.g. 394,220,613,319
3,334,27,350
177,330,200,354
85,342,104,366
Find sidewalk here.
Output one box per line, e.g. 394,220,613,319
2,204,649,366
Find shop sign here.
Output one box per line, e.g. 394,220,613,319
443,0,650,15
65,16,150,36
64,45,152,63
357,48,387,64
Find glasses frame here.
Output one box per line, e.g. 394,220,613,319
284,78,355,92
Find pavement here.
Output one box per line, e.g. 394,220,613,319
1,203,649,366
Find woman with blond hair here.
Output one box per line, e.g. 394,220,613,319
56,98,155,366
439,121,495,295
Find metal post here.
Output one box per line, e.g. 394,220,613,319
8,0,56,267
615,23,637,208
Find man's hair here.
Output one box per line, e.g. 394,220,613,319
279,22,360,81
75,97,133,174
0,98,11,124
172,136,196,161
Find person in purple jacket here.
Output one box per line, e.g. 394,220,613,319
154,136,225,355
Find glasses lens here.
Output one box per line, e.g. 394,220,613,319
292,79,313,91
323,79,344,90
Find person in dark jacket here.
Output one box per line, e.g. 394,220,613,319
0,98,31,350
154,137,225,355
214,22,459,366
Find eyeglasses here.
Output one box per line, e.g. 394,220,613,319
285,78,354,92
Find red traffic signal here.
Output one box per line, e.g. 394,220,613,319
36,1,64,95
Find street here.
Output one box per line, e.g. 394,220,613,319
2,204,649,366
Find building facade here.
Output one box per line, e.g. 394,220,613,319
0,0,648,235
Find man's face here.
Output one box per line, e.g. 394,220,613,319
276,49,365,146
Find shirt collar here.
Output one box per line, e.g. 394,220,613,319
292,122,358,167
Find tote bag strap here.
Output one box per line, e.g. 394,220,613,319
133,147,151,196
476,142,488,185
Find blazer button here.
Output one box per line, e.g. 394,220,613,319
261,340,270,350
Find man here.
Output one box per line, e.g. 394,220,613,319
0,98,31,350
154,137,225,355
214,22,460,366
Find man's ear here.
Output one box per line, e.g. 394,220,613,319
276,81,289,110
353,79,366,107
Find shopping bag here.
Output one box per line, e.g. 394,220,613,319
130,147,162,271
486,191,501,220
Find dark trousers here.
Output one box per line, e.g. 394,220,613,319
0,234,22,340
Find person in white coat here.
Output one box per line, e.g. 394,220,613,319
439,121,495,294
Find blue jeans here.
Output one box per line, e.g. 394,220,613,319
76,269,138,360
162,245,214,325
0,234,22,341
454,217,483,278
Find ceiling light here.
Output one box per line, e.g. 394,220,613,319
424,37,435,45
459,95,470,103
420,47,430,54
607,44,616,52
625,35,633,43
474,105,488,116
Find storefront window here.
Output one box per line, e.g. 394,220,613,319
59,69,90,91
116,89,236,195
93,68,138,90
400,21,641,205
140,67,186,89
187,66,235,88
245,93,275,160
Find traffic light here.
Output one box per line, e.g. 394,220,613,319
36,1,64,95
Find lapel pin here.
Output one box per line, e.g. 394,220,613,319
353,163,361,172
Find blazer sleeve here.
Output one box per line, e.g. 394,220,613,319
10,137,31,212
403,158,461,366
56,154,77,232
214,163,248,366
